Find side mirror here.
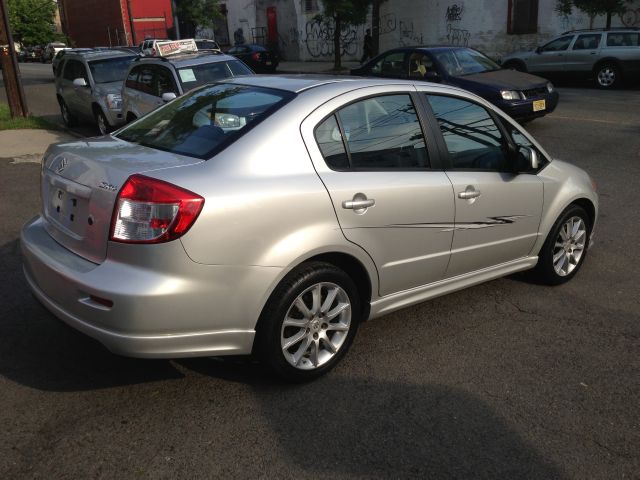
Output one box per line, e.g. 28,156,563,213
518,146,539,171
161,92,177,102
73,77,88,87
535,46,542,54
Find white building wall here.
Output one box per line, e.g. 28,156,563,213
378,0,640,60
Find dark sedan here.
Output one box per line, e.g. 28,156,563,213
352,46,559,121
226,44,279,73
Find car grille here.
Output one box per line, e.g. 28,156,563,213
522,87,547,99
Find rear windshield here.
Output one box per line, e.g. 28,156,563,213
89,56,137,84
115,83,294,159
177,60,253,91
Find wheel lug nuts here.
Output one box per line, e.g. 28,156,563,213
313,333,318,339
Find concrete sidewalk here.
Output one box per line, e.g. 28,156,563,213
0,129,76,163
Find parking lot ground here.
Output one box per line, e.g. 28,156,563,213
1,65,639,478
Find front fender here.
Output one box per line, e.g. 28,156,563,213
531,160,599,256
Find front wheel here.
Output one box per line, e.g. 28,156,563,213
59,99,77,127
531,205,591,285
94,109,111,136
595,63,620,89
256,262,360,382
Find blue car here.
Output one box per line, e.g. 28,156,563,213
352,46,559,122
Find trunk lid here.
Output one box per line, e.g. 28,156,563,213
41,136,203,264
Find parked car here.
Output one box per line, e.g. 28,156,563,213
226,44,279,72
122,46,252,122
19,45,44,62
55,49,137,134
501,28,640,89
22,76,598,381
42,42,67,63
195,38,221,52
52,48,91,75
352,46,558,122
139,38,168,56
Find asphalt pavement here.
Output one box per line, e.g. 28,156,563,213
1,64,639,479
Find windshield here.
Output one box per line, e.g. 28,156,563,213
177,60,253,91
89,56,136,84
434,48,501,76
115,83,294,159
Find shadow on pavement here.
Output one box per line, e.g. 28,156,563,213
180,358,566,478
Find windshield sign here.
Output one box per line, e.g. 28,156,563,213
434,48,501,76
178,60,253,91
89,56,137,84
115,83,294,159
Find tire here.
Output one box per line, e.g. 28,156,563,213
94,108,111,136
503,60,526,72
256,261,361,382
126,112,137,124
59,99,77,127
594,62,620,89
531,204,591,285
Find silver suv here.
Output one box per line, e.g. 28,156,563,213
502,28,640,88
55,49,137,134
121,52,253,122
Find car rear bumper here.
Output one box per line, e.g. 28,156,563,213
21,215,282,358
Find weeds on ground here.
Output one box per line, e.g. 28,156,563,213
0,103,60,131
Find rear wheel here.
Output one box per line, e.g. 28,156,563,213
531,205,591,285
256,262,360,382
595,63,620,89
59,99,77,127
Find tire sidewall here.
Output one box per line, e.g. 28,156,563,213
258,262,361,382
538,205,591,285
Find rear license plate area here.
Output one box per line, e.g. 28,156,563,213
48,187,88,236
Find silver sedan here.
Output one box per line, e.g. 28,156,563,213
21,75,598,381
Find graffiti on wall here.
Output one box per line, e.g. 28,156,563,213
378,13,424,46
287,18,361,59
445,4,464,22
620,7,640,27
444,3,469,46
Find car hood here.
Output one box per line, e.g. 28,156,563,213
93,81,124,96
457,69,548,90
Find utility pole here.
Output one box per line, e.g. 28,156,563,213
0,0,28,117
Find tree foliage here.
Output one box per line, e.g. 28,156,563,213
317,0,371,69
175,0,221,37
7,0,58,45
556,0,631,27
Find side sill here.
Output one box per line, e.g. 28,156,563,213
368,256,538,320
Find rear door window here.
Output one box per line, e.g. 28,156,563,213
315,94,429,170
573,34,602,50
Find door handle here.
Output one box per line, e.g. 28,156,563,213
343,199,375,209
342,193,375,213
458,189,481,200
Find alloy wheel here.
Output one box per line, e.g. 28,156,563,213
597,67,616,87
280,282,351,370
552,216,586,276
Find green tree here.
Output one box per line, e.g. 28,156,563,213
556,0,631,28
174,0,221,38
318,0,371,70
7,0,57,46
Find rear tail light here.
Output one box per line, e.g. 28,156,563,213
110,174,204,243
252,52,261,61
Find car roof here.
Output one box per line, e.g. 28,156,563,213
136,52,235,67
221,74,469,94
65,49,137,61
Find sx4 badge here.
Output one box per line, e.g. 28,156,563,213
98,182,118,192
